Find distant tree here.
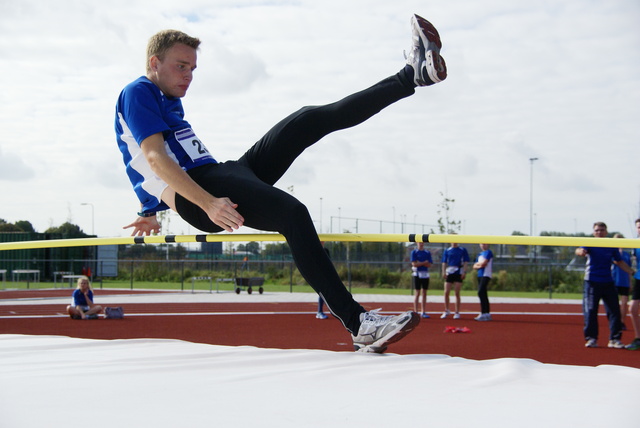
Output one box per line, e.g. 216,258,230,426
433,191,461,234
245,242,260,254
14,220,35,233
262,242,292,259
0,222,22,232
0,218,34,232
45,222,88,237
540,231,588,237
539,230,596,262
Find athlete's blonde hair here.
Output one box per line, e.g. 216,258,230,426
76,276,92,290
146,30,201,74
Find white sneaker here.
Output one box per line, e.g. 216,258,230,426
475,313,492,321
404,14,447,86
440,310,450,319
608,339,625,349
585,338,598,348
352,310,420,353
316,312,328,320
453,313,461,320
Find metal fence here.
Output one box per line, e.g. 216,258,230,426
0,257,586,298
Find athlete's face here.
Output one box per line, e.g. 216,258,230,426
636,221,640,237
148,43,197,98
78,279,90,292
593,225,608,238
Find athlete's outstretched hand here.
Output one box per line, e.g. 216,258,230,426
123,216,161,236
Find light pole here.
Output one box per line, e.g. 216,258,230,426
529,158,538,237
529,158,538,260
81,203,94,235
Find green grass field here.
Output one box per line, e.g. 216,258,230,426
1,279,583,300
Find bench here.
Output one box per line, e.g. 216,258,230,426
53,271,74,288
12,270,40,286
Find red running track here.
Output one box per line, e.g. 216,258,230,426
1,289,638,368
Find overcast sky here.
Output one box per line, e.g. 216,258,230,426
1,0,639,239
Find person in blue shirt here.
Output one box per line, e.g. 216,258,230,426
627,219,640,350
575,222,634,349
66,276,102,320
114,15,448,353
472,244,493,321
411,242,433,318
440,243,469,319
612,233,632,330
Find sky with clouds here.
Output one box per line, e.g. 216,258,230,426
1,0,639,240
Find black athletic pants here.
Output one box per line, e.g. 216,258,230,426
477,276,491,314
176,67,416,334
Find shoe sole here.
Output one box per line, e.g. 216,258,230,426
354,312,421,354
412,14,447,84
413,14,442,50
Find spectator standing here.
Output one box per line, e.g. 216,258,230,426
440,243,469,319
472,244,493,321
575,222,634,348
411,242,433,318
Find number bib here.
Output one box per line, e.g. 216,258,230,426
175,128,213,163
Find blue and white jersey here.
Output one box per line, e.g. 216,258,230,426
476,249,493,278
115,76,217,214
442,246,470,275
411,249,432,278
612,250,631,287
72,289,93,307
581,246,621,282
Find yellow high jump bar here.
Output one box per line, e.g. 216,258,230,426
0,233,637,251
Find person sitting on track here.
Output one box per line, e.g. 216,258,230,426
66,276,103,320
